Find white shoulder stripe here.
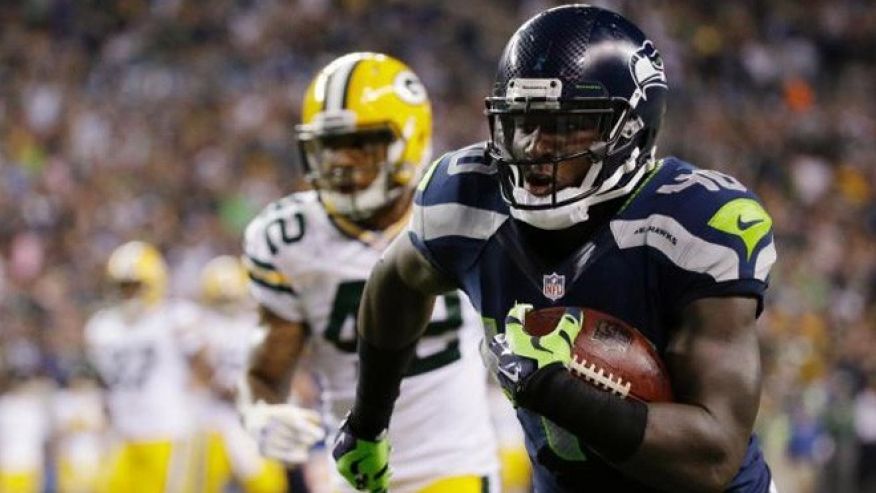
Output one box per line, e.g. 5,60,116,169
412,203,508,241
610,214,742,282
754,240,776,282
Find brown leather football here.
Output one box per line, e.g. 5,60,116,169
523,306,674,402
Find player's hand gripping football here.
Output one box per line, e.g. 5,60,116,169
332,415,391,492
485,303,583,406
239,399,325,465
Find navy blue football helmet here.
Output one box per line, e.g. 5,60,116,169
485,4,668,230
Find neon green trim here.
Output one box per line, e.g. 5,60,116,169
541,417,588,461
416,155,444,192
618,159,663,213
481,316,498,339
707,198,772,260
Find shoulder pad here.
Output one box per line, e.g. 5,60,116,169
83,309,113,342
415,142,504,212
411,143,508,244
409,143,509,285
242,192,315,292
613,158,776,282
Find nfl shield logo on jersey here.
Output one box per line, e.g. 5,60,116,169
542,273,565,301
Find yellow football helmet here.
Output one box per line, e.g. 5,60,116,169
296,52,432,220
106,241,168,305
199,255,249,305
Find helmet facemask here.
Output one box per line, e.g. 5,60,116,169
297,120,408,221
487,91,655,229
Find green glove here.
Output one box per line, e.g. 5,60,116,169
332,417,391,492
486,303,583,405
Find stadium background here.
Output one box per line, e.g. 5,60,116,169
1,0,875,492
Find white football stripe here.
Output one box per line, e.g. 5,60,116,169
325,57,361,111
412,203,508,241
754,240,776,282
610,214,741,282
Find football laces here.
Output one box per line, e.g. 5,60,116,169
566,356,631,398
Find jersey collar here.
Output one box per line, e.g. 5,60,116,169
326,206,412,250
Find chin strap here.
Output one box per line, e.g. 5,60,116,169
509,148,654,230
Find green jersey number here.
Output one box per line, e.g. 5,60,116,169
324,280,463,376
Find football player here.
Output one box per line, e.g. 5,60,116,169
84,241,204,493
334,6,780,493
195,255,287,493
238,52,499,493
51,368,107,493
0,356,50,493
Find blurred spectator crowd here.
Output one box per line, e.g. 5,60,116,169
1,1,875,492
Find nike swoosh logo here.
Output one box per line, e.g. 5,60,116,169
737,216,764,231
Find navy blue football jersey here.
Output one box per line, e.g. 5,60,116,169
410,142,777,492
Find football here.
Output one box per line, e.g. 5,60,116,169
523,306,674,402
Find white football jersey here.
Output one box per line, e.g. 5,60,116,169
244,192,498,491
52,385,107,480
199,306,262,395
0,386,49,473
84,299,203,440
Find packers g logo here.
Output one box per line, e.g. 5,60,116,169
393,71,427,105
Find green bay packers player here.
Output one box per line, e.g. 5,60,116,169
0,361,50,493
195,256,287,493
84,241,204,493
51,371,108,493
238,52,499,493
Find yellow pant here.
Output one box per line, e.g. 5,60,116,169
101,439,196,493
200,431,287,493
0,470,40,493
419,474,490,493
498,445,532,493
57,457,102,493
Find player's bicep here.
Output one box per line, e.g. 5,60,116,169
387,231,456,296
357,233,449,349
666,297,761,438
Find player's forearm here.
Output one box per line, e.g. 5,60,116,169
243,307,308,405
244,370,289,404
617,403,748,493
348,255,436,437
526,370,747,492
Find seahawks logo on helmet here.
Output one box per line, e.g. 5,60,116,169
629,41,667,104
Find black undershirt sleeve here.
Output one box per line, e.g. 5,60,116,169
520,364,649,462
346,338,417,440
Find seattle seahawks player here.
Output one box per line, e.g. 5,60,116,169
334,5,778,493
239,52,498,493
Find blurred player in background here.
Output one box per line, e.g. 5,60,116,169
0,353,50,493
335,5,779,493
238,52,500,492
84,241,205,493
51,366,108,493
195,255,287,493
